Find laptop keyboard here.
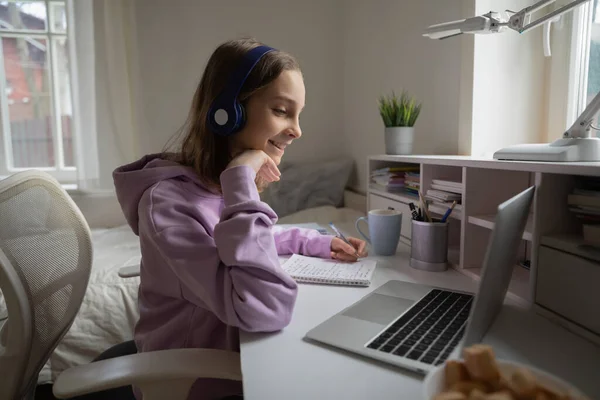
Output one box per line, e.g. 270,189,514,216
365,289,473,365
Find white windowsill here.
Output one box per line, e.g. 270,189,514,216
62,183,79,192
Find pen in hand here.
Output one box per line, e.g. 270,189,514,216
328,222,360,258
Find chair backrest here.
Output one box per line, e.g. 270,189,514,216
0,171,93,399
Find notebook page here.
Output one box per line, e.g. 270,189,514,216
278,256,291,266
281,254,376,282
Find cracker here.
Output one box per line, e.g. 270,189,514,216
450,381,490,396
508,367,537,398
463,345,500,382
534,391,551,400
446,360,470,388
468,389,487,400
434,391,468,400
485,391,516,400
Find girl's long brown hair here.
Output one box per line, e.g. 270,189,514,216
165,38,300,192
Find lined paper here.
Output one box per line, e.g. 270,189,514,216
281,254,377,286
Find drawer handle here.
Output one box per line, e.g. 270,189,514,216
388,207,395,210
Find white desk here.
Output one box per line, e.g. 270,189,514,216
240,222,600,400
240,222,478,400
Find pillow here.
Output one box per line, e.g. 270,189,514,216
261,157,354,218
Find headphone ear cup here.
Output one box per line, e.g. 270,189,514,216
207,45,274,136
236,102,246,132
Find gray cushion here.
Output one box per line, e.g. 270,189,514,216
261,157,354,218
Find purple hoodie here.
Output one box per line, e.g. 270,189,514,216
113,154,333,399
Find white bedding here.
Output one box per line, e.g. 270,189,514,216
39,205,365,383
39,225,141,383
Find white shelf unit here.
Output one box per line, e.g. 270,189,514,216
366,155,600,311
468,214,534,241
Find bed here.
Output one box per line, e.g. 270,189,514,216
39,157,366,384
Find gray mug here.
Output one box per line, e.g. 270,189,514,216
355,209,402,256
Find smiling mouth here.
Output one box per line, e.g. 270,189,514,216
268,140,287,151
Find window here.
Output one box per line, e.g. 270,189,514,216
570,0,600,132
0,0,75,182
586,0,600,126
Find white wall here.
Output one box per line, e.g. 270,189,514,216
70,1,571,224
132,0,470,193
470,0,546,157
342,0,465,191
132,0,345,164
128,0,549,194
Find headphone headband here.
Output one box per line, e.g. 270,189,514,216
207,45,275,136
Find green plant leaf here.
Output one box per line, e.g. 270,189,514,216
378,90,422,127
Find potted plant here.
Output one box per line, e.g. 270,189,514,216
378,91,422,155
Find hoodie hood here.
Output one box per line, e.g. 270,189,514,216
113,154,212,234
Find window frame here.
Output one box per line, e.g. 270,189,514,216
567,0,595,128
0,0,77,183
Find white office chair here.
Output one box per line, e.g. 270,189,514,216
0,171,241,400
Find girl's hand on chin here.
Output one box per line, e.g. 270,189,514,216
227,150,281,183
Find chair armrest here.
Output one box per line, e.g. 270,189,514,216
118,264,140,278
53,348,241,399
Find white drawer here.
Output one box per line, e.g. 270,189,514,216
368,193,412,241
537,246,600,336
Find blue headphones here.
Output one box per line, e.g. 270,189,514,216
207,45,275,136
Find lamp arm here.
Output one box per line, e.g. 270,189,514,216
424,0,593,39
509,0,591,33
564,91,600,138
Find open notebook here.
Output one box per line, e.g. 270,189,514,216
280,254,377,287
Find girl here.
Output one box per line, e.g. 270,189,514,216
113,38,367,399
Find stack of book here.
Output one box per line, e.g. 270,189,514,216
425,179,463,210
568,181,600,246
404,171,420,196
370,166,420,195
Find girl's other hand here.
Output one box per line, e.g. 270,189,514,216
227,150,281,183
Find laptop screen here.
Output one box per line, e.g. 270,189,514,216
461,186,535,347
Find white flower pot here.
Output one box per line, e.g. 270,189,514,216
385,127,414,155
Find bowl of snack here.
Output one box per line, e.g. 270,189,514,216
423,344,589,400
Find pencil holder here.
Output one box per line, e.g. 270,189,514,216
410,219,449,272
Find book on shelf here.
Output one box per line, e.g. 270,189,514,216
370,183,418,198
372,175,405,187
370,168,420,197
568,182,600,223
432,179,463,189
371,166,420,176
569,181,600,248
426,189,461,202
568,194,600,208
426,197,463,211
573,188,600,197
430,183,462,194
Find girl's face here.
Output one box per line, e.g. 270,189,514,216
230,70,305,165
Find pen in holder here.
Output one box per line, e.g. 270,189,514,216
410,218,449,272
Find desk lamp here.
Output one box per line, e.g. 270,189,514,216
424,0,600,162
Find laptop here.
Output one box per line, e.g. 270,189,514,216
304,186,535,375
